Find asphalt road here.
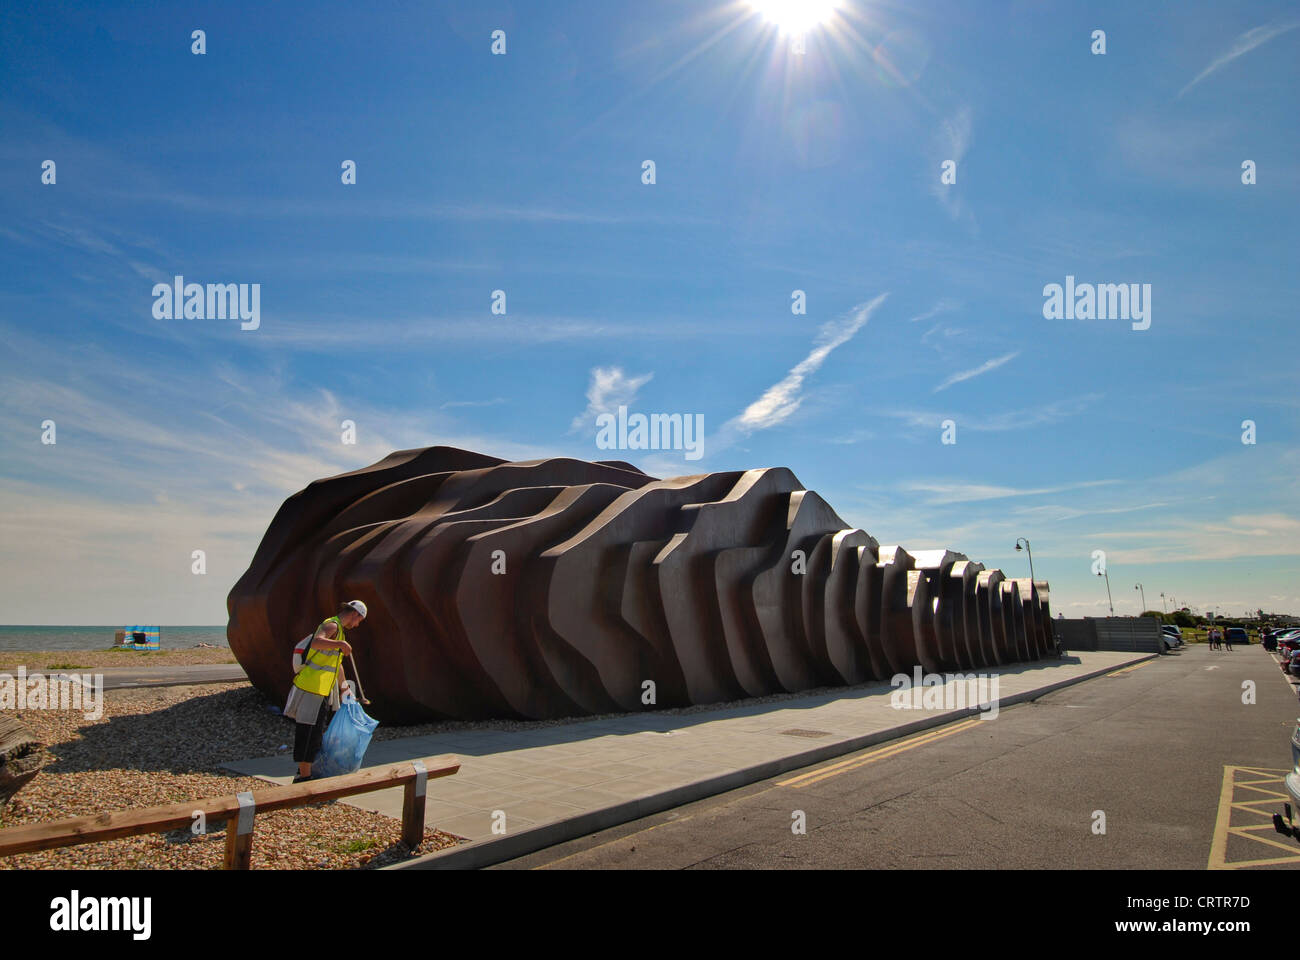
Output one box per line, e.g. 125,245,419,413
496,643,1300,870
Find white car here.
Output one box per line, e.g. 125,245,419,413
1273,719,1300,842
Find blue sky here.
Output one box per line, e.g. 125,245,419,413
1,0,1297,625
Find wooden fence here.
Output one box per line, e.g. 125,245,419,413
0,754,459,868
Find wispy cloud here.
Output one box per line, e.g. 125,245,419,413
440,397,506,410
213,313,737,349
930,107,972,224
1046,500,1176,523
102,189,717,227
0,357,559,622
920,321,965,352
1178,20,1300,98
932,350,1019,393
907,298,960,324
1087,512,1300,563
725,294,887,435
874,394,1102,434
903,479,1118,506
569,366,653,433
21,218,167,283
828,428,875,445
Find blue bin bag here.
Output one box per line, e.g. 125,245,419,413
313,693,379,778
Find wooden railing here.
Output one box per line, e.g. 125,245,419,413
0,754,459,868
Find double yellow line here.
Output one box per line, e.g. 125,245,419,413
1105,659,1154,678
535,717,983,867
776,717,983,788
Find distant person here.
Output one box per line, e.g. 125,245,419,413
1223,629,1233,652
284,600,368,783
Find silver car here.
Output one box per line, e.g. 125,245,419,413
1274,718,1300,841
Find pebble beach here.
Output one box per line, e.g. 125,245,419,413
0,675,464,870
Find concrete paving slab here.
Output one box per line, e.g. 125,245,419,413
220,650,1154,867
491,799,586,823
522,767,617,788
452,769,547,790
597,774,697,796
543,786,635,809
502,778,592,799
419,800,478,821
437,811,537,837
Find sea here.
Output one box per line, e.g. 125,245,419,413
0,625,229,651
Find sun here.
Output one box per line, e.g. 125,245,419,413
750,0,841,35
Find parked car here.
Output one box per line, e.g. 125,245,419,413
1274,718,1300,842
1225,627,1249,646
1160,625,1183,648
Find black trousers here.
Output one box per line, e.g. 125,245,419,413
293,704,334,764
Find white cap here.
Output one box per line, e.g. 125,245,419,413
344,600,368,619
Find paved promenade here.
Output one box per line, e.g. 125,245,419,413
224,651,1151,868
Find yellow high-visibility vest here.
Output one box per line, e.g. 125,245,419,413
292,616,346,697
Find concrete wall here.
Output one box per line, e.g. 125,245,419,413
1058,616,1163,653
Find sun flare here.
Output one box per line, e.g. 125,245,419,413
750,0,841,35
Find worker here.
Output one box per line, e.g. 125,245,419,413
284,600,367,782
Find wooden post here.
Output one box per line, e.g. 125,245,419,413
0,715,47,807
401,760,427,849
224,791,256,869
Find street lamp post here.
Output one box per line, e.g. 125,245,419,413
1014,538,1034,581
1098,569,1114,616
1159,592,1168,615
1135,583,1146,614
